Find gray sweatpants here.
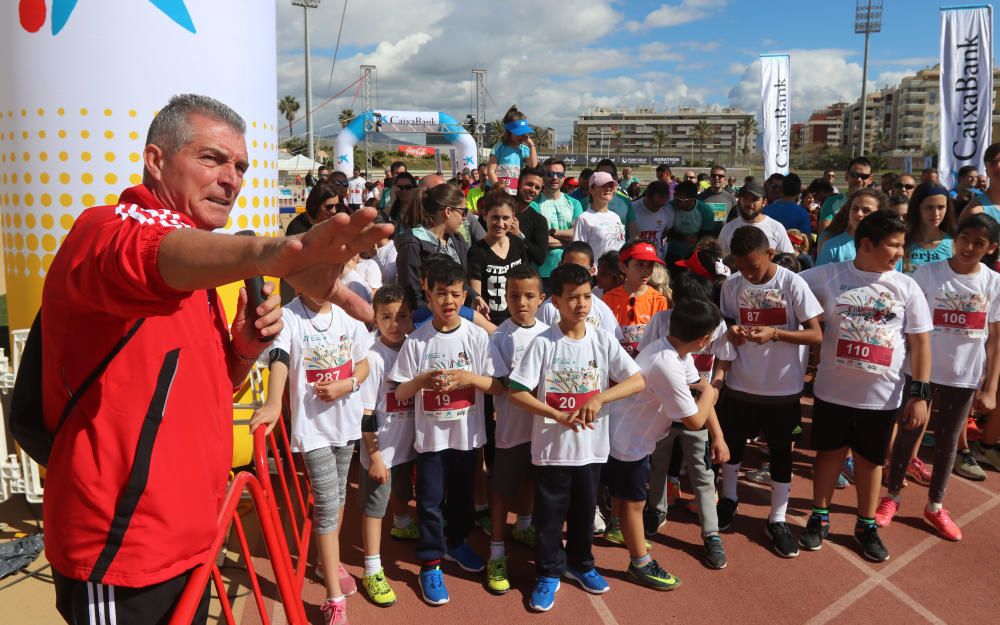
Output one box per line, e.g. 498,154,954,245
646,425,719,536
303,443,356,535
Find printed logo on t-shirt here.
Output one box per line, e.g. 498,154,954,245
420,351,476,420
621,324,646,357
739,287,788,326
834,287,898,374
496,164,520,195
705,202,728,223
543,363,601,422
933,289,988,338
599,220,626,249
304,337,354,383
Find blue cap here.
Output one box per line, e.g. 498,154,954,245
504,119,534,136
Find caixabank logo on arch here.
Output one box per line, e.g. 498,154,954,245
18,0,195,35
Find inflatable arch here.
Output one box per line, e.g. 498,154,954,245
334,110,478,175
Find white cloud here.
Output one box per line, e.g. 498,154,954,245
728,49,867,121
637,42,685,63
875,56,937,67
876,70,916,89
625,0,728,32
728,62,747,75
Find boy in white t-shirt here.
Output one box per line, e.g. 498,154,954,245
388,259,503,606
715,226,823,559
536,241,624,342
250,294,372,623
608,298,721,590
800,211,933,563
508,263,644,612
358,286,418,607
485,265,549,595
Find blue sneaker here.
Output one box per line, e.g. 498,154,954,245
418,566,449,606
529,576,560,612
444,542,485,572
564,567,609,594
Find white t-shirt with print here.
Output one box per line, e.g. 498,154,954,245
347,176,366,205
638,309,732,382
356,257,384,292
720,266,823,396
388,318,498,453
802,261,933,410
537,296,625,342
491,318,550,448
359,340,417,470
274,299,373,452
718,214,794,256
509,325,641,466
573,209,626,263
908,261,1000,389
632,198,673,259
610,338,699,462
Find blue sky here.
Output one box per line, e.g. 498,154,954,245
275,0,982,141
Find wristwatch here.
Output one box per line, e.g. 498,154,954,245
908,380,932,402
350,376,360,394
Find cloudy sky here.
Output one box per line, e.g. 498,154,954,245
276,0,958,142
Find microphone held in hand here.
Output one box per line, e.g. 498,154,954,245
235,230,275,343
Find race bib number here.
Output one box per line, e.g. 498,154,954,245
306,361,353,384
738,288,788,326
421,386,475,421
545,389,599,414
705,202,728,223
543,368,601,424
834,285,899,375
933,290,988,338
692,352,715,381
386,386,415,416
835,338,893,372
621,324,646,357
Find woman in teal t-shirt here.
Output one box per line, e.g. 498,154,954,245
903,183,955,273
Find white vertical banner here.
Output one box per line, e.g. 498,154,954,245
760,54,790,178
939,5,993,190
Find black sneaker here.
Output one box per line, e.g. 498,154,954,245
854,524,890,562
626,558,681,591
765,521,800,558
703,535,727,569
643,508,667,537
716,497,739,531
798,513,829,551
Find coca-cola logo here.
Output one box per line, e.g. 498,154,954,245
399,146,435,157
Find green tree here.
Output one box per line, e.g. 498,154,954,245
278,95,300,139
339,108,355,128
692,121,714,162
284,135,307,156
612,130,624,157
737,117,758,165
651,129,668,155
486,119,505,147
572,126,588,153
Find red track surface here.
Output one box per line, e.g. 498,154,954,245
238,414,1000,625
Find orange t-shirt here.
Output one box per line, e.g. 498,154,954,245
603,286,670,356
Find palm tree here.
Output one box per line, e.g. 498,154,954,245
278,95,300,139
572,126,588,153
651,129,668,155
339,108,355,128
692,121,714,163
612,130,624,157
487,119,505,146
737,117,758,165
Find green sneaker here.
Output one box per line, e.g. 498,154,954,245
512,525,536,548
363,569,397,607
475,509,492,535
604,528,650,549
486,557,511,595
390,521,419,540
626,559,681,591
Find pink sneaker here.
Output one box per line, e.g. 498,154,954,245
321,599,348,625
338,564,357,597
924,507,962,541
906,458,932,486
875,496,899,527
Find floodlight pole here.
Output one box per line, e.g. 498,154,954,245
292,0,321,165
855,0,882,157
361,65,375,177
473,69,488,150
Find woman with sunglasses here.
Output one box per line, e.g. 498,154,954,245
394,184,472,308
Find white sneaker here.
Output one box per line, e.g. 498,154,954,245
592,505,606,536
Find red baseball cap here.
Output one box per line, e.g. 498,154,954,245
620,242,664,266
676,250,716,279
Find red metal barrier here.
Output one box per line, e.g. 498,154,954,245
168,471,308,625
252,415,314,586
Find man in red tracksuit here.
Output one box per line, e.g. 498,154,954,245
42,94,392,625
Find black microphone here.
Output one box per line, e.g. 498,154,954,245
235,230,275,342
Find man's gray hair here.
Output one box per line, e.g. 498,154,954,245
145,94,246,155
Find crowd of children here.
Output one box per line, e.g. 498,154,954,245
260,134,1000,623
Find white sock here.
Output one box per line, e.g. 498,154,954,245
489,540,505,560
327,595,345,604
393,513,410,529
769,480,792,523
722,463,740,502
927,501,943,512
475,503,489,512
515,515,532,530
364,554,381,576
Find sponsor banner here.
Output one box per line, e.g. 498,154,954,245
939,6,993,190
398,145,437,157
619,155,650,166
651,155,683,166
760,54,790,178
375,110,440,126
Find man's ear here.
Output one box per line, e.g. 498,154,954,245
143,144,165,183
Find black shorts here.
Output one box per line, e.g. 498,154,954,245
606,456,651,502
54,567,210,625
810,397,897,465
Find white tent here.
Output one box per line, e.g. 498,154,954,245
276,154,324,174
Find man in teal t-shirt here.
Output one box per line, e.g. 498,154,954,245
818,156,873,232
532,158,584,281
664,180,715,264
